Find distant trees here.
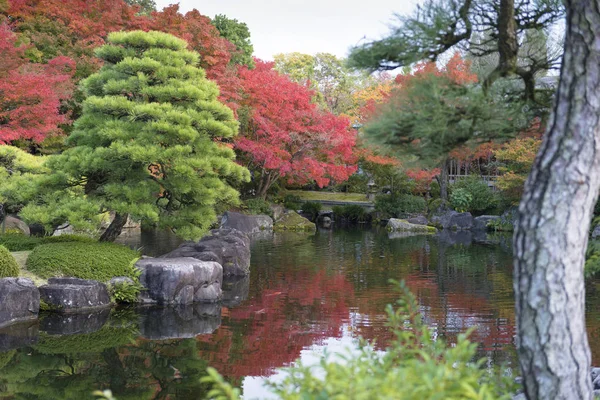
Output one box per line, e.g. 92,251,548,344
18,31,249,241
211,14,255,68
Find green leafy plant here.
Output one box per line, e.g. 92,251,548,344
0,245,19,278
486,218,514,232
282,194,302,210
375,194,427,218
26,242,140,282
203,280,514,399
450,188,473,213
586,240,600,279
301,201,322,222
451,177,497,214
108,259,144,303
332,204,368,222
243,198,273,218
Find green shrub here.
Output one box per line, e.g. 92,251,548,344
375,194,427,218
26,242,140,282
586,240,600,279
243,198,273,217
301,201,322,221
203,280,513,400
487,218,514,232
283,194,302,210
451,176,497,214
0,245,19,278
332,204,367,222
0,233,95,251
108,260,144,303
450,188,473,213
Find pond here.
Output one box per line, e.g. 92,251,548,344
2,228,600,399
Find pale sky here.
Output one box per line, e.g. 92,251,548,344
154,0,418,60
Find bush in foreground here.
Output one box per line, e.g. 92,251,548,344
26,242,140,282
203,281,514,400
0,245,20,278
0,233,95,251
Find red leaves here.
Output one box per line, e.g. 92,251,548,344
236,60,358,189
0,25,75,143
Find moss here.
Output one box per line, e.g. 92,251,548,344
0,245,20,278
274,212,316,233
39,299,59,311
0,233,95,252
0,350,16,370
26,242,140,282
387,219,437,234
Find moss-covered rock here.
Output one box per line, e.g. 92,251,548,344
273,212,316,233
386,219,437,234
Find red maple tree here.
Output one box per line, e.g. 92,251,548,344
236,60,358,198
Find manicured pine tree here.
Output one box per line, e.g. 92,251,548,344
20,30,249,241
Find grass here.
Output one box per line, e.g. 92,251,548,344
10,251,47,286
286,190,371,203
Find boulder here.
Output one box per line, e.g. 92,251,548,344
407,215,428,226
3,215,30,236
473,215,500,231
138,304,222,339
431,210,473,230
220,211,273,234
52,223,74,236
270,204,286,222
273,211,316,233
0,278,40,328
39,278,111,312
40,308,110,335
161,228,251,277
387,219,436,234
136,257,223,304
0,321,38,351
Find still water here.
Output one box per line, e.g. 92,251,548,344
1,228,599,399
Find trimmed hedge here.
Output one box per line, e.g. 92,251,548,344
0,233,95,251
0,245,19,278
26,242,140,282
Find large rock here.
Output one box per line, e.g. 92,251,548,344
387,219,436,234
136,257,223,304
473,215,500,231
3,215,30,235
138,304,222,339
161,228,251,277
431,210,473,230
273,211,316,233
407,215,428,226
39,278,111,312
0,278,40,328
221,211,273,234
270,204,286,222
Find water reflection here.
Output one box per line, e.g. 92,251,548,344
0,228,579,399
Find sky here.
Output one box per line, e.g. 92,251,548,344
154,0,418,60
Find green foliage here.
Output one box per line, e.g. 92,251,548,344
211,14,254,68
243,198,272,217
123,0,156,15
282,194,302,210
427,198,446,215
0,146,48,215
204,280,513,400
18,31,250,241
273,212,316,233
586,240,600,279
486,219,514,233
332,205,368,222
26,242,140,282
108,260,143,304
451,177,497,214
450,188,473,213
0,233,94,251
301,201,322,221
0,245,19,278
375,194,427,218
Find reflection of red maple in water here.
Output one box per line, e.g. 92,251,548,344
197,271,354,378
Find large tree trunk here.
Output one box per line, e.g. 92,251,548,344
513,2,600,399
99,213,129,242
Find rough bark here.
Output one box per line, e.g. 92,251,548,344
99,213,129,242
513,1,600,399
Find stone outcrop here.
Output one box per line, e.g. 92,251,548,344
136,257,223,304
39,278,111,312
138,304,222,339
431,210,473,230
473,215,500,231
407,215,428,226
3,216,30,236
0,278,40,328
273,211,316,233
220,211,273,234
161,228,251,277
387,218,436,234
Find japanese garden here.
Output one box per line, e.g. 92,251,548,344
0,0,597,399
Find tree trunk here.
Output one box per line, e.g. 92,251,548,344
513,2,600,399
99,213,129,242
439,158,449,201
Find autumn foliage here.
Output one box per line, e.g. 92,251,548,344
236,60,357,197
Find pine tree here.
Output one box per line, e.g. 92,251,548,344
19,31,249,241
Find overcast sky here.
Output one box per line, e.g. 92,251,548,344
154,0,418,60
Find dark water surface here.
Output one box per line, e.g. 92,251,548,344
2,228,600,399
